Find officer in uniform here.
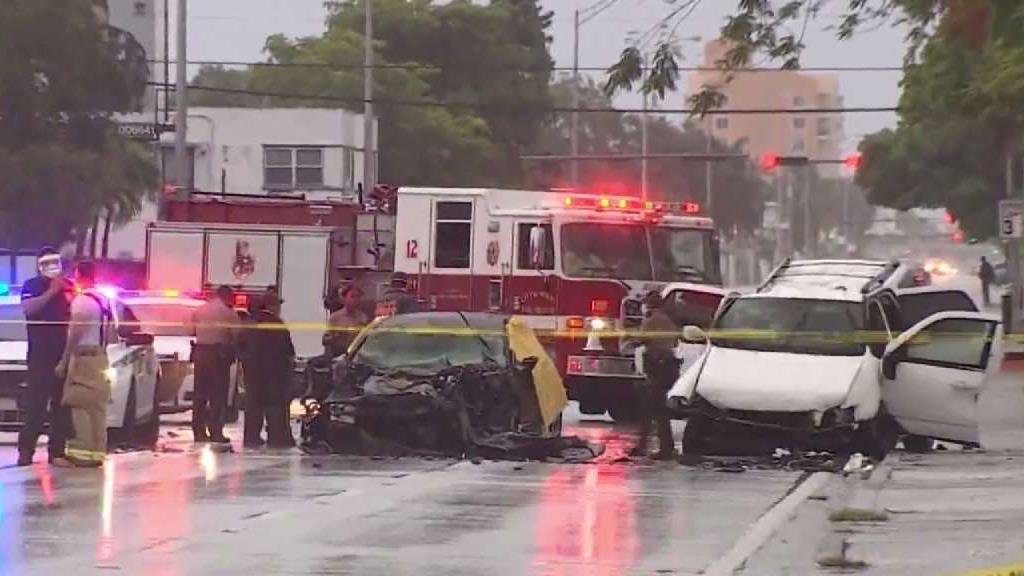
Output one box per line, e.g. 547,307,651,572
190,286,238,444
241,292,295,448
17,248,73,467
631,291,679,460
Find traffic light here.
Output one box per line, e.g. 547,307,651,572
843,153,863,172
760,154,809,174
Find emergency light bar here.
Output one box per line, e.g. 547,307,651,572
562,195,702,215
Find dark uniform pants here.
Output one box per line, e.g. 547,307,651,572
193,345,231,441
243,366,293,447
18,357,71,460
635,354,678,455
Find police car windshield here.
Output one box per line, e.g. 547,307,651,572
126,303,199,337
713,298,865,357
0,304,27,341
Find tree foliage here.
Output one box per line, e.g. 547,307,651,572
0,0,156,250
535,77,767,235
192,0,553,187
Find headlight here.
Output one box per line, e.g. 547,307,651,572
104,367,118,383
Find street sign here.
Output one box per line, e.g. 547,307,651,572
999,200,1023,239
116,122,173,141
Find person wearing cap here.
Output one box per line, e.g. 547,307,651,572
631,290,679,460
17,247,74,467
375,272,420,317
324,284,369,357
239,291,295,448
190,285,239,444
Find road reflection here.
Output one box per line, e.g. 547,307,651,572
535,424,639,576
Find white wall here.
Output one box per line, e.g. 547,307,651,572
107,0,160,113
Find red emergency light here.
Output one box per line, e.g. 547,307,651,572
234,294,249,308
590,298,610,315
681,201,701,214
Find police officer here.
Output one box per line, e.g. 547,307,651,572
631,291,679,460
17,248,73,467
191,286,238,444
241,292,295,448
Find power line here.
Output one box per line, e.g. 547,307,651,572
153,81,899,115
152,58,903,74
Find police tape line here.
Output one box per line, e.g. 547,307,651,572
4,319,1024,343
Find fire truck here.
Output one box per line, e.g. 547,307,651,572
155,187,722,420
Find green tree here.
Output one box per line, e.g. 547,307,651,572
193,0,553,187
0,0,156,252
534,77,767,234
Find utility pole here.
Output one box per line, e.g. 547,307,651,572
804,165,813,258
173,0,188,200
641,91,649,202
1008,151,1022,328
705,115,713,216
363,0,376,191
571,9,580,190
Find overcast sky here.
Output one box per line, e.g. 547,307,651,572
183,0,906,153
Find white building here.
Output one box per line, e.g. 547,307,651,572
105,107,377,260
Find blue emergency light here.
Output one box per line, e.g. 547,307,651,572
0,283,10,296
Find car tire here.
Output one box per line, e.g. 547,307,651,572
681,414,711,455
135,382,161,448
902,435,934,453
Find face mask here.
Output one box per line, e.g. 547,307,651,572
39,256,62,279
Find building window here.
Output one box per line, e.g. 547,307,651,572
434,201,472,269
816,117,831,137
714,117,729,131
342,148,356,189
793,95,806,107
791,139,805,153
134,1,147,16
516,223,554,270
263,147,324,191
793,117,806,129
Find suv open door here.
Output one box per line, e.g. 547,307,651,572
881,311,1003,445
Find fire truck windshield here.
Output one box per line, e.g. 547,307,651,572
561,223,651,280
561,223,718,283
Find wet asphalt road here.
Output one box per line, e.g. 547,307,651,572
0,407,811,576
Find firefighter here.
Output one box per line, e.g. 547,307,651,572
376,272,420,317
17,248,74,467
631,290,679,460
241,292,296,448
56,261,113,467
190,286,239,444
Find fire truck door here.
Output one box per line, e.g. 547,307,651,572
474,214,513,312
429,198,476,310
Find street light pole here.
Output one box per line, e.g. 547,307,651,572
173,0,188,200
641,91,649,202
363,0,375,192
571,9,580,190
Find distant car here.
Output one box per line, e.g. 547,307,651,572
117,292,245,422
669,259,1001,457
301,312,567,455
924,258,957,278
0,293,161,446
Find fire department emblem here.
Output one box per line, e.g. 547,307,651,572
232,240,256,281
486,241,500,266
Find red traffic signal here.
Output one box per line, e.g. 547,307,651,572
843,153,863,171
760,153,781,173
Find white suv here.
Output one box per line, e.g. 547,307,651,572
669,260,1002,456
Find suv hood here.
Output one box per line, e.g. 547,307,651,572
696,347,864,412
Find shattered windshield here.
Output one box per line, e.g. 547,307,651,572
713,298,865,357
561,223,651,280
353,318,507,374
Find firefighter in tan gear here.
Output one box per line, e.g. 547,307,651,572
56,261,113,467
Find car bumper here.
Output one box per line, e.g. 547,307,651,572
566,355,643,379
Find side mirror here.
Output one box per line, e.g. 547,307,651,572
529,226,547,269
682,325,708,344
124,332,155,347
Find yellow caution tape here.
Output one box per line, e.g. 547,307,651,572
952,563,1024,576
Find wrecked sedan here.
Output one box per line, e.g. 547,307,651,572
301,312,574,459
669,259,1002,457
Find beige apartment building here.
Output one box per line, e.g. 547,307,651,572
690,40,845,176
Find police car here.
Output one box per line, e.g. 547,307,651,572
0,286,161,445
116,290,244,422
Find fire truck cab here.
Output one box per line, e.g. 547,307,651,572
392,187,722,421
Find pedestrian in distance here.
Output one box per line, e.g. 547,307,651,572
57,261,114,468
324,284,369,358
631,290,680,461
17,247,74,467
240,292,296,448
979,256,996,307
190,285,239,444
